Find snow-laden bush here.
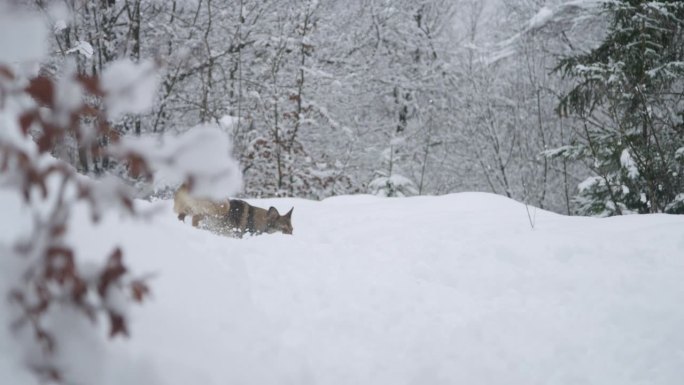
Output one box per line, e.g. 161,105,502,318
0,8,241,383
369,172,418,198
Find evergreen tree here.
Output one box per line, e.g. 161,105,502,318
553,0,684,215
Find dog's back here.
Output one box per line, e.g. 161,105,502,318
223,199,293,237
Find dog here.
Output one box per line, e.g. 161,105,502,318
173,184,293,237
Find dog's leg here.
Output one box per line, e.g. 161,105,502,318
192,214,203,227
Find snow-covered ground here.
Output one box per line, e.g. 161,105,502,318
2,192,684,384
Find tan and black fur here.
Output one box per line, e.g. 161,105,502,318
222,199,293,237
173,183,231,227
173,184,293,237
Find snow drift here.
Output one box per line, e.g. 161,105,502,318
1,192,684,384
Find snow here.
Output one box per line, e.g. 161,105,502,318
0,12,47,63
0,110,35,154
54,69,86,127
528,6,554,29
101,60,159,119
53,20,67,34
369,174,418,197
487,0,610,65
620,148,640,179
665,193,684,212
66,41,94,59
110,125,243,200
2,191,684,384
218,115,241,132
675,147,684,160
578,175,602,192
541,145,584,160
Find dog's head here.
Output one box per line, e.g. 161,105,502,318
266,207,293,235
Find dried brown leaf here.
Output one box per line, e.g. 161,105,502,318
18,112,36,135
98,248,127,297
121,196,135,213
71,277,87,302
76,74,104,97
130,280,150,303
0,65,14,80
35,329,56,353
8,289,24,304
108,312,129,338
25,76,55,107
50,224,67,237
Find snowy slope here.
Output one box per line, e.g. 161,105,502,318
2,192,684,384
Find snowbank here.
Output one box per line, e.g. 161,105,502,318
2,192,684,384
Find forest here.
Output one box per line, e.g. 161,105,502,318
22,0,684,216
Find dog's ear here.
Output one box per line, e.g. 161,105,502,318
267,207,280,220
285,207,293,218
